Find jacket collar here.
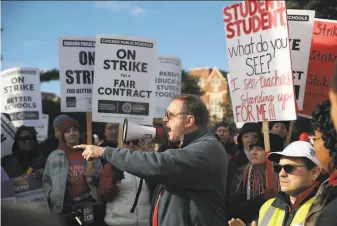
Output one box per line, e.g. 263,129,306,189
272,181,319,212
181,127,209,148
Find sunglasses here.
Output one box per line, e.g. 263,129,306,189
125,140,139,145
18,136,34,142
273,164,306,174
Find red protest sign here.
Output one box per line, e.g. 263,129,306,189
299,19,337,118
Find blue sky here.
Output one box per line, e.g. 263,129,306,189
2,1,233,96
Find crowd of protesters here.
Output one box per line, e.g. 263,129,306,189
2,65,337,226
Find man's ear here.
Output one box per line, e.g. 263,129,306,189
184,115,195,128
312,166,321,181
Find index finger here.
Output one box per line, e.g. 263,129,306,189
73,144,88,149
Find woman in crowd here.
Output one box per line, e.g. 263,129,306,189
226,122,261,198
2,126,45,179
98,139,151,226
269,121,289,140
42,118,102,226
304,99,337,225
227,133,283,223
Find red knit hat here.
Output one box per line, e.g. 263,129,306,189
299,132,310,142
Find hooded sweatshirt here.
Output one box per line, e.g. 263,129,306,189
1,126,45,178
58,118,89,198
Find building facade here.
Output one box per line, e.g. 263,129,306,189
189,67,230,122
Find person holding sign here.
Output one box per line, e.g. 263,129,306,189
269,121,289,140
2,126,45,179
304,99,337,226
75,94,228,226
227,133,283,224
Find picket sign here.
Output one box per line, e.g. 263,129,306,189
1,113,16,158
222,0,297,189
58,37,95,180
92,34,157,125
0,67,43,128
1,175,49,209
287,10,315,111
299,19,337,118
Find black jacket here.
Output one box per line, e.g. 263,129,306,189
102,128,228,226
226,149,249,202
305,180,337,226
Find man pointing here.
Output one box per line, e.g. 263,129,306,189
75,94,228,226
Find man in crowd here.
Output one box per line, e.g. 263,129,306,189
213,122,237,160
229,141,321,226
75,94,228,226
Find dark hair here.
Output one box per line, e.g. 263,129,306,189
330,62,337,93
311,100,337,169
300,157,317,170
213,122,233,135
173,94,209,126
12,126,38,155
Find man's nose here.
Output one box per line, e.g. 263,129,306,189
279,168,287,177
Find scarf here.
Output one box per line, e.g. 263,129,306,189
241,164,266,200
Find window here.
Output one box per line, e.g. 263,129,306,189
198,79,204,88
211,79,220,86
209,93,223,119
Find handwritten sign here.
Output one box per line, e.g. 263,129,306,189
223,1,296,122
299,19,337,118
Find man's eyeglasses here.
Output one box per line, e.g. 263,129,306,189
273,164,306,174
164,111,189,120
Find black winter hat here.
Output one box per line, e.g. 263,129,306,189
269,121,290,131
237,122,262,149
250,133,284,152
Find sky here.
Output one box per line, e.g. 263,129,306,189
2,1,234,96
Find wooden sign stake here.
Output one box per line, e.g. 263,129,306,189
86,112,93,183
262,121,274,189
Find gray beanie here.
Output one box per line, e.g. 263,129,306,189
53,114,70,129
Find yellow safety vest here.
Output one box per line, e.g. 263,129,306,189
258,197,314,226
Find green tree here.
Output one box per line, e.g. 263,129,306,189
180,70,204,96
40,69,59,82
286,0,337,20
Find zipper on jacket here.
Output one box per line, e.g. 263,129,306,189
151,185,164,226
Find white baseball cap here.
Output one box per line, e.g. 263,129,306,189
267,141,320,168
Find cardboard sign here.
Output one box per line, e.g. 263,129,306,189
35,114,49,142
1,175,48,209
92,35,157,124
0,67,43,127
299,19,337,118
1,113,16,158
287,10,315,111
223,1,297,123
59,37,95,112
154,56,182,118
